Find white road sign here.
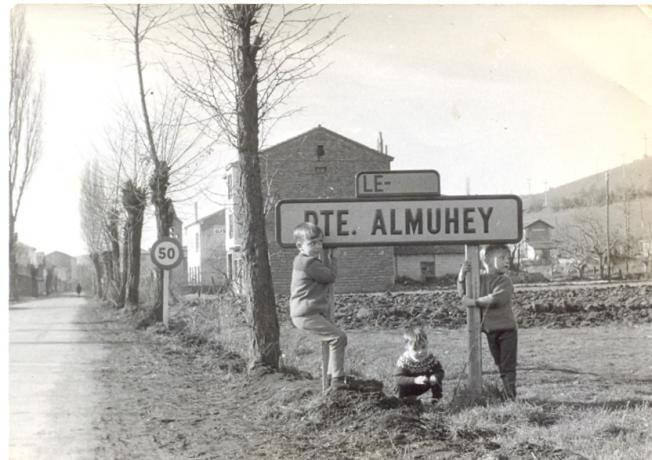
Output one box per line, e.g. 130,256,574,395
356,170,440,197
150,237,184,269
276,195,522,247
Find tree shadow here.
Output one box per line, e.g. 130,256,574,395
522,396,650,410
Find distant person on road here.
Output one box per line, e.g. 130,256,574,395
290,222,348,391
457,244,517,400
76,283,82,296
394,326,445,404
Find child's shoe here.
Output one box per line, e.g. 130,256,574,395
326,376,349,392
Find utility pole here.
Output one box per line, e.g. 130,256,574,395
605,172,611,281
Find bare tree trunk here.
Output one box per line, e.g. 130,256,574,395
90,253,104,298
234,6,280,369
149,162,175,321
109,208,122,306
102,251,113,301
120,224,129,307
9,223,18,301
122,179,146,307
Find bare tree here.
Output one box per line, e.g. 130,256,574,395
80,161,108,298
9,6,43,300
166,5,344,369
105,4,216,320
557,213,619,279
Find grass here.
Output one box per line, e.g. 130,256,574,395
166,294,652,458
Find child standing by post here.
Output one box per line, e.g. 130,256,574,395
457,244,517,399
290,222,348,390
395,326,445,403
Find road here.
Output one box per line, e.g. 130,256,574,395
9,294,108,459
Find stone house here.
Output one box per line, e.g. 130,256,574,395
224,125,396,294
184,209,227,288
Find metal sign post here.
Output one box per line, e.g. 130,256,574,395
465,245,483,394
320,248,335,393
150,237,184,328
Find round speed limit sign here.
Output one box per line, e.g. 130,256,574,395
150,237,184,270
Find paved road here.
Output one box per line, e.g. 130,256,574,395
10,295,108,459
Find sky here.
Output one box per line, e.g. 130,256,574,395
8,3,652,257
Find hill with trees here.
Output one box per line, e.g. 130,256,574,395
521,156,652,278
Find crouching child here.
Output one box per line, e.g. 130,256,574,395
290,222,348,391
395,326,445,404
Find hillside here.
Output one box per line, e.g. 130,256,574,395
519,156,652,243
522,155,652,212
523,195,652,243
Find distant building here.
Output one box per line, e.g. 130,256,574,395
14,242,46,296
45,251,75,292
184,209,227,288
224,125,396,293
395,245,465,282
519,219,556,263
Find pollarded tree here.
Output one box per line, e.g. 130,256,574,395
167,5,344,369
9,6,43,301
105,5,216,320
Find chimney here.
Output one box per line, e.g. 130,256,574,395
377,132,384,153
194,202,198,222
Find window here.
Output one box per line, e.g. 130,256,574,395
228,212,234,239
316,144,325,160
420,261,435,279
195,233,200,252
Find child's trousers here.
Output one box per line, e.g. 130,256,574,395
291,314,347,378
485,329,517,398
397,382,443,400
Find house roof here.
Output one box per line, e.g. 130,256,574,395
395,244,466,256
524,218,554,229
227,125,395,168
45,250,74,260
185,209,225,229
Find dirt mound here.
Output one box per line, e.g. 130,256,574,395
257,375,450,452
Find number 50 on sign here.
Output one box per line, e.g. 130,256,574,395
150,237,184,270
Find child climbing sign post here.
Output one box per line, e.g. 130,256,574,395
276,171,522,393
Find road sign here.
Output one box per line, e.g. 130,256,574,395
150,237,184,270
275,195,522,247
356,170,440,198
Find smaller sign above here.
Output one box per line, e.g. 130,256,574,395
150,237,184,270
356,170,440,198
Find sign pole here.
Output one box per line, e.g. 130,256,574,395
465,245,482,394
150,237,183,328
163,269,169,328
320,248,335,392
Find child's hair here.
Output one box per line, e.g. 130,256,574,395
483,244,510,259
293,221,323,244
403,326,428,349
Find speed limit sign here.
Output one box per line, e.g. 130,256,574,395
150,237,184,270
